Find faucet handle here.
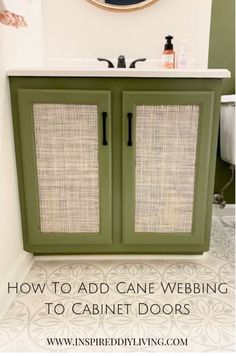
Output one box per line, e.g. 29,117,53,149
129,58,147,68
97,58,114,68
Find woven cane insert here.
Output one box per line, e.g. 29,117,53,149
135,105,199,233
33,104,100,233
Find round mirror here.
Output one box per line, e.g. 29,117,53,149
87,0,159,12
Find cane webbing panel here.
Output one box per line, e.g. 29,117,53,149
135,105,199,233
33,104,100,233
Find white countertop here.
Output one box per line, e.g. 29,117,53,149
6,68,230,78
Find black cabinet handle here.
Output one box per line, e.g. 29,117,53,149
102,112,108,145
127,112,132,146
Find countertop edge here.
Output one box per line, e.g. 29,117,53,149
6,68,231,79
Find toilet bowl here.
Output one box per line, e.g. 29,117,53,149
213,94,235,208
220,94,235,165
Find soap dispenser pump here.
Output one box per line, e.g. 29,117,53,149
162,35,175,69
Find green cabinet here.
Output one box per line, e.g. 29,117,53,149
15,89,112,247
9,77,222,254
122,91,214,250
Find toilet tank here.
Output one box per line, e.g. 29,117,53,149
220,94,235,165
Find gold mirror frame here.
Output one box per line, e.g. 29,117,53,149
87,0,159,12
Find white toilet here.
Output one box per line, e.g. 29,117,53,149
213,94,235,208
220,94,235,165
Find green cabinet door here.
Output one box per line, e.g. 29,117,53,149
122,91,215,252
16,89,112,251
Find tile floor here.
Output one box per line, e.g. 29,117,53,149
0,215,235,353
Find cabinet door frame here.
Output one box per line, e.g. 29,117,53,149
122,91,215,248
17,89,112,247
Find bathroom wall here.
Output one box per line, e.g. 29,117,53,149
43,0,234,204
208,0,235,203
0,0,44,313
43,0,212,67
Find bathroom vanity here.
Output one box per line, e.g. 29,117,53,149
8,67,230,254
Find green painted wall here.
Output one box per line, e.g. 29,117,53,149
209,0,235,203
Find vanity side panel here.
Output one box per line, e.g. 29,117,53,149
203,81,222,251
9,77,30,252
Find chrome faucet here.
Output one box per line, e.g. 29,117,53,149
97,55,146,69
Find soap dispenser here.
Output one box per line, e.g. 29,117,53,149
177,39,189,69
162,35,175,69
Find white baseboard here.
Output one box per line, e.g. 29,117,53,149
0,252,33,321
35,254,205,261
